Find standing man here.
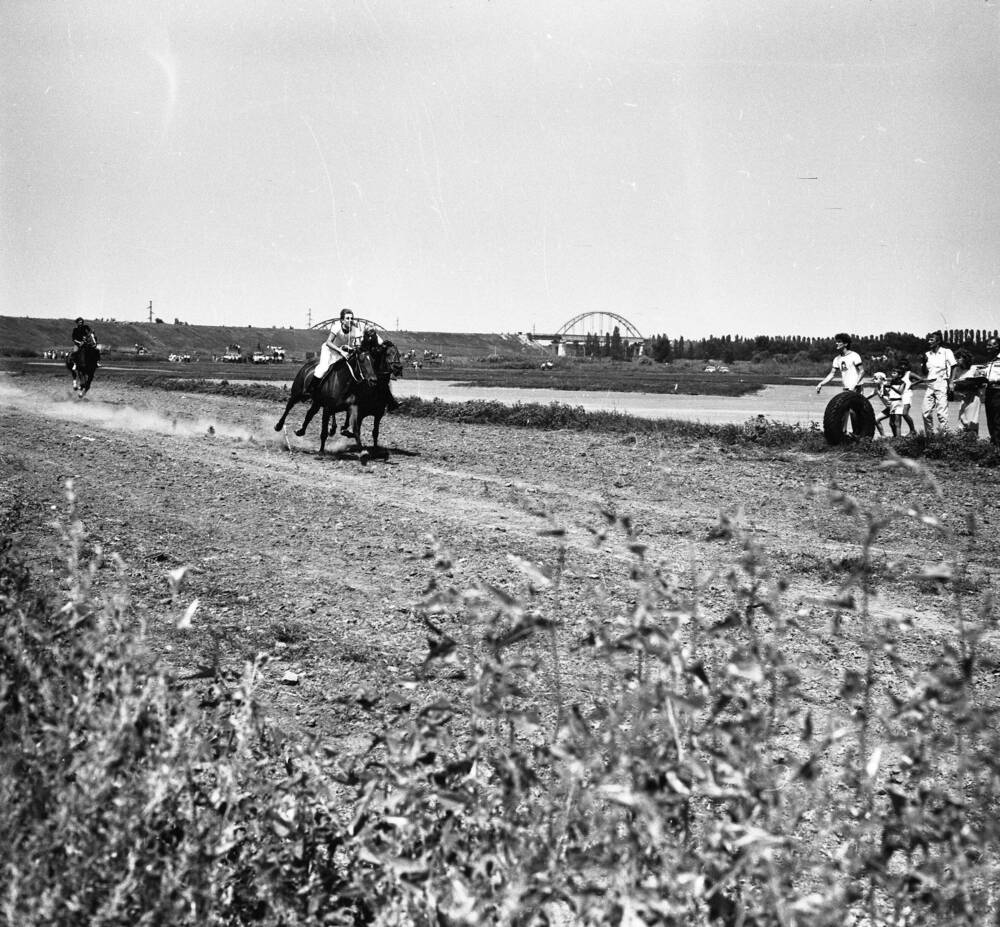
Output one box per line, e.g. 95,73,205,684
921,330,956,435
304,308,364,393
982,335,1000,446
816,333,864,394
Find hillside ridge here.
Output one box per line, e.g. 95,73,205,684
0,316,549,361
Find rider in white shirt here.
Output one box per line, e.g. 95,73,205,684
304,308,364,393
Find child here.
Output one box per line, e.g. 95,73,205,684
889,361,919,435
870,371,893,436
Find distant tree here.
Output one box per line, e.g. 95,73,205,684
650,334,672,363
155,318,164,324
611,326,623,360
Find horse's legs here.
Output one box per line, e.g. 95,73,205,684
319,409,332,454
274,394,299,431
348,407,364,451
371,413,382,449
295,400,322,438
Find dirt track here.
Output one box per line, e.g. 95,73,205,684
3,372,1000,741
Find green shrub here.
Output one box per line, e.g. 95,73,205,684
5,466,1000,923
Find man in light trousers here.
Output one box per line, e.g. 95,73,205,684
921,330,956,435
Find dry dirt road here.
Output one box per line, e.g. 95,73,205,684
3,372,999,742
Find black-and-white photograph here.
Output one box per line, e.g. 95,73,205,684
3,3,1000,923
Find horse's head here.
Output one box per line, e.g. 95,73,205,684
381,341,403,378
360,327,380,353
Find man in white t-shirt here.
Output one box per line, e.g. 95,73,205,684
921,330,957,435
816,333,864,394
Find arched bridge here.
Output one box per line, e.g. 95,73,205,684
310,317,387,332
530,311,645,351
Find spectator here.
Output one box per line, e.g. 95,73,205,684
816,333,864,394
889,361,919,435
982,335,1000,446
921,330,956,435
870,371,893,437
953,348,986,436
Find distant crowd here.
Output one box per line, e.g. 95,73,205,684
817,330,1000,444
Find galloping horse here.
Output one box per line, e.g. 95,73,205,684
274,341,403,456
66,343,101,398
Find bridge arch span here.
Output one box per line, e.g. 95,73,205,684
556,311,643,340
310,317,388,333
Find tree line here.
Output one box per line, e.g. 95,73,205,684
642,329,1000,365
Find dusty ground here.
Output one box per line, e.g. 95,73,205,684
3,371,1000,746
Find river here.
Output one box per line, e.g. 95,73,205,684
393,378,973,434
211,375,973,434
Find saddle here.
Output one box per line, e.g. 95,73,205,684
311,350,378,392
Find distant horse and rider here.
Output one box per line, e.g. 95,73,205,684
67,317,101,398
274,321,403,459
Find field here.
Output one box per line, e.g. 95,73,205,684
8,352,808,400
4,367,1000,923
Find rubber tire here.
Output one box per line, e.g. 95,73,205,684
985,387,1000,446
823,390,877,445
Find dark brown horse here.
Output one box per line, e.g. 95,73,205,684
66,343,101,398
274,341,403,457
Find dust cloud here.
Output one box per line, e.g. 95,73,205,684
0,375,358,452
0,376,272,445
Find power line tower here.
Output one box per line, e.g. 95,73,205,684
148,300,153,323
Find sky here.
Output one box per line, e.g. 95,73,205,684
3,1,1000,339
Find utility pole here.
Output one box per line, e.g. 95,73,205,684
148,300,153,323
307,307,311,328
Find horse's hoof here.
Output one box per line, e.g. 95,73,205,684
294,427,307,437
273,423,283,432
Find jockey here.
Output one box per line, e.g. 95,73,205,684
304,308,363,393
71,317,97,369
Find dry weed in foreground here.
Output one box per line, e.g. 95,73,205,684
2,466,1000,925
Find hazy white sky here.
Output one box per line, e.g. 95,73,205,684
3,1,1000,338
